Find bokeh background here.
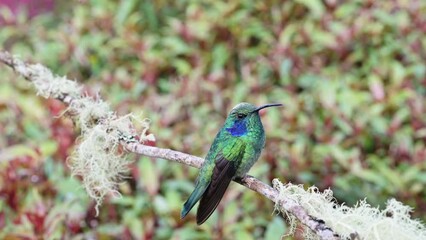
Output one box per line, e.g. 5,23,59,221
1,0,425,239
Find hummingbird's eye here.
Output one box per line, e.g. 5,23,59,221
236,113,246,119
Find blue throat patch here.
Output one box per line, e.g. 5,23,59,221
226,120,247,136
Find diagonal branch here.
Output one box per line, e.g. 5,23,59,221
0,50,340,240
123,141,339,239
123,142,280,205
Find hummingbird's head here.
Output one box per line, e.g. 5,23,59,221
225,102,282,137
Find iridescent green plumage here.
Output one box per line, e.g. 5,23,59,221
181,102,282,224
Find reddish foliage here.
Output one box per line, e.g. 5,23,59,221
25,202,47,236
1,156,39,211
0,0,54,21
66,218,82,234
0,211,5,229
47,100,76,160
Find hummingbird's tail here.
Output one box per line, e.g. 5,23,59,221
181,180,209,219
181,158,237,225
196,158,236,225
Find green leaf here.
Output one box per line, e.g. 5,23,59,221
235,229,254,240
296,0,325,18
211,44,230,71
115,0,138,26
138,157,159,195
265,216,286,240
279,58,293,85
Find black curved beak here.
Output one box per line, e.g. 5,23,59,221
252,103,283,113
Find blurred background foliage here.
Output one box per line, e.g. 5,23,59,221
0,0,425,239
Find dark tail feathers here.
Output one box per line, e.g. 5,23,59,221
196,159,236,225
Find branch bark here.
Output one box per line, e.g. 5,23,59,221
0,50,340,240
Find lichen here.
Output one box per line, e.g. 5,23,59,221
14,57,155,215
14,60,82,99
68,122,128,215
273,179,426,240
66,105,154,215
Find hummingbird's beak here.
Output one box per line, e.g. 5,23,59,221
252,103,283,113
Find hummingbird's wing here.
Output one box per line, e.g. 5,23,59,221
196,142,246,225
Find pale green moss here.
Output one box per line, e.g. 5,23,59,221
14,61,82,99
14,57,155,215
273,179,426,240
66,104,154,215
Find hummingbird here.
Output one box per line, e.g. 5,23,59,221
181,102,282,225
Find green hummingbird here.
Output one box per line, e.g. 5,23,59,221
181,102,282,225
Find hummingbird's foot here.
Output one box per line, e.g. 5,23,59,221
234,176,251,187
234,175,254,188
234,176,244,182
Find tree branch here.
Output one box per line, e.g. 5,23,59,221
0,50,340,240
